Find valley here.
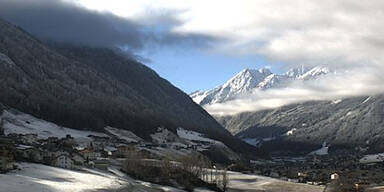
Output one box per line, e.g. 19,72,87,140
1,1,384,191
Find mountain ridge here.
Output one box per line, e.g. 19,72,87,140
190,65,384,154
0,18,260,156
190,65,331,106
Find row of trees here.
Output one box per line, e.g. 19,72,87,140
122,149,230,191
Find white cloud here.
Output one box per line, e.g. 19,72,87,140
70,0,384,67
69,0,384,114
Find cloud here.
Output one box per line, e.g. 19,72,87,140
0,0,217,52
143,0,384,69
137,0,384,115
205,66,384,116
2,0,384,114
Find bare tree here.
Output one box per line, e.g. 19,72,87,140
178,153,211,181
217,169,229,192
0,116,4,136
160,159,175,179
123,149,145,175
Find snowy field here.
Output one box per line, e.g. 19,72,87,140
0,163,218,192
227,171,324,192
0,163,212,192
0,163,127,192
2,110,108,144
0,162,324,192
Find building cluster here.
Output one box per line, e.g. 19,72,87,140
9,133,115,170
0,116,216,175
251,154,384,191
0,121,140,172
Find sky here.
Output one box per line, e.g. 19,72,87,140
0,0,280,93
1,0,384,114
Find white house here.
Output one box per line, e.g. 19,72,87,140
53,154,74,169
331,173,339,180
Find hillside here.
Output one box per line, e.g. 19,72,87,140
190,67,384,154
0,18,257,155
216,95,384,153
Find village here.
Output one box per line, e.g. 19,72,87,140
2,111,384,192
245,151,384,191
0,111,234,184
0,110,247,191
0,122,136,173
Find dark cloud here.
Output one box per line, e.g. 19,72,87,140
0,0,217,51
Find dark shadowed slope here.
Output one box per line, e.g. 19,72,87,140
0,18,259,155
216,95,384,153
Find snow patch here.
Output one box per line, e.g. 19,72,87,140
308,142,329,156
0,163,127,192
150,127,180,144
360,153,384,164
105,126,142,143
1,110,108,144
332,99,342,104
242,138,260,147
176,128,217,144
362,96,371,104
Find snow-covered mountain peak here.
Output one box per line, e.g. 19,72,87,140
223,68,272,89
285,65,310,78
190,65,331,105
285,65,330,80
257,68,272,74
298,66,330,80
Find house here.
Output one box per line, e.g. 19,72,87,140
42,150,54,165
53,150,70,158
47,137,59,144
331,173,339,180
53,154,74,169
20,133,39,144
79,148,101,161
60,134,76,148
104,146,117,156
0,136,14,172
15,145,43,163
324,173,346,192
71,153,85,166
113,144,134,157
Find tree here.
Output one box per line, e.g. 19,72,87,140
0,115,4,136
217,169,229,192
178,153,211,181
123,149,145,176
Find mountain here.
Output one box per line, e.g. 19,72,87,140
190,66,384,154
216,95,384,154
0,18,258,156
190,66,330,105
192,68,274,105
